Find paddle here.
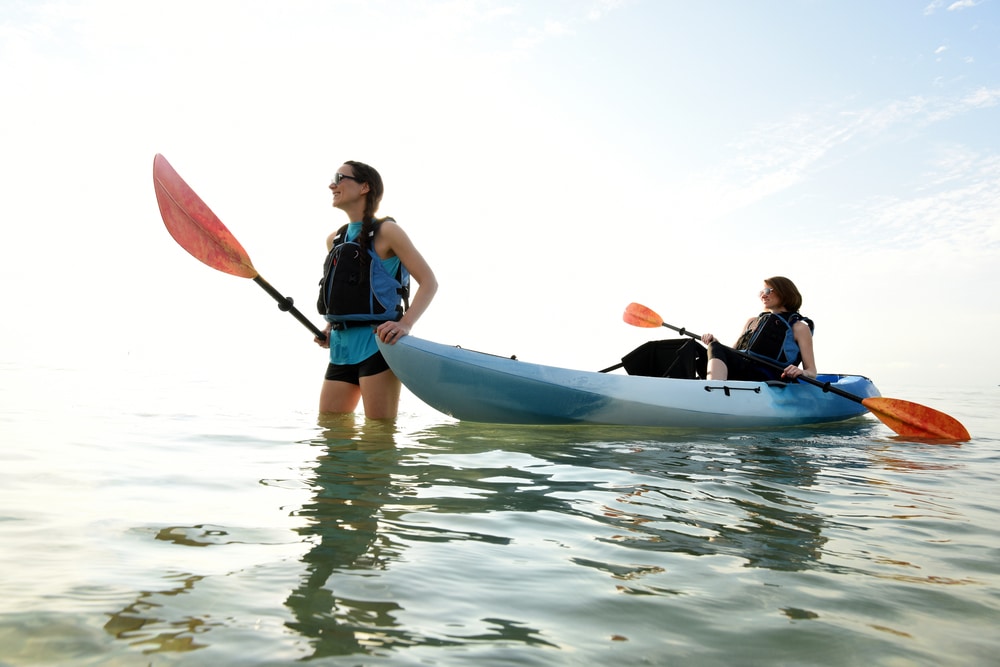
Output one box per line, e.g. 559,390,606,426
623,302,970,441
152,154,327,342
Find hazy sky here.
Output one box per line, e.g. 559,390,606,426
2,0,998,401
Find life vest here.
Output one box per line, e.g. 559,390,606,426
734,311,814,365
316,219,410,326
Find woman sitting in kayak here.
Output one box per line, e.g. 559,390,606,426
700,276,816,382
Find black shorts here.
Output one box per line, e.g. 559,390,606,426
324,351,392,385
707,341,777,381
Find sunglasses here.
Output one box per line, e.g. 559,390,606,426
331,173,362,186
760,288,775,296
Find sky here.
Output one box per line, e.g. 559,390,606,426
1,0,998,407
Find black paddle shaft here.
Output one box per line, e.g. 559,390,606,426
657,320,865,406
252,276,328,342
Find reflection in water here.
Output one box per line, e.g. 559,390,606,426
102,412,956,660
104,572,212,654
284,415,564,657
408,421,859,580
600,443,828,573
284,414,414,657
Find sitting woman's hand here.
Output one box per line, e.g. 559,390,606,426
781,365,804,380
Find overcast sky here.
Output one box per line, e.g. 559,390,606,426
2,0,997,402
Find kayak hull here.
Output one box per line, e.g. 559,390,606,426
379,336,880,429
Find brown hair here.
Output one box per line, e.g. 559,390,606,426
343,160,385,253
765,276,802,312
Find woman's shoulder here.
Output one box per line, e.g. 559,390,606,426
375,217,412,243
791,315,814,334
377,216,400,231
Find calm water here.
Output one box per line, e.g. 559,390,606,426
1,359,998,666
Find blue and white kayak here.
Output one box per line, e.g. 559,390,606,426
378,336,880,429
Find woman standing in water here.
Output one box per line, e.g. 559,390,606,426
315,161,438,418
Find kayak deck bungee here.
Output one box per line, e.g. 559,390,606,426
378,336,879,428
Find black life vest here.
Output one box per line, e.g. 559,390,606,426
734,311,814,365
316,219,410,325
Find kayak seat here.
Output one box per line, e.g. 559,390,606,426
621,339,708,380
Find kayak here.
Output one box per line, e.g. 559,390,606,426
378,336,880,429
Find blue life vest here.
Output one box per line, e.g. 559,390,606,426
316,219,410,326
735,311,814,365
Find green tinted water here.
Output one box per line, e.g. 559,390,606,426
0,364,996,666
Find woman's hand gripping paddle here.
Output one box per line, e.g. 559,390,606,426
623,302,970,442
152,154,327,342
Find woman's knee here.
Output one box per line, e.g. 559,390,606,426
707,358,728,381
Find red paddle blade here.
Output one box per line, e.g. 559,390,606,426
624,302,664,328
153,154,258,279
862,397,970,441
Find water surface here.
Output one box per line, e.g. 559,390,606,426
1,361,997,666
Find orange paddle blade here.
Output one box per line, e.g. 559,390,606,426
623,302,663,328
153,154,258,279
863,397,970,441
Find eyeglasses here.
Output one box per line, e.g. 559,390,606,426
760,288,775,296
331,173,362,186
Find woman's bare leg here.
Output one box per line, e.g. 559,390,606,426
358,369,402,420
319,379,362,414
706,358,728,381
